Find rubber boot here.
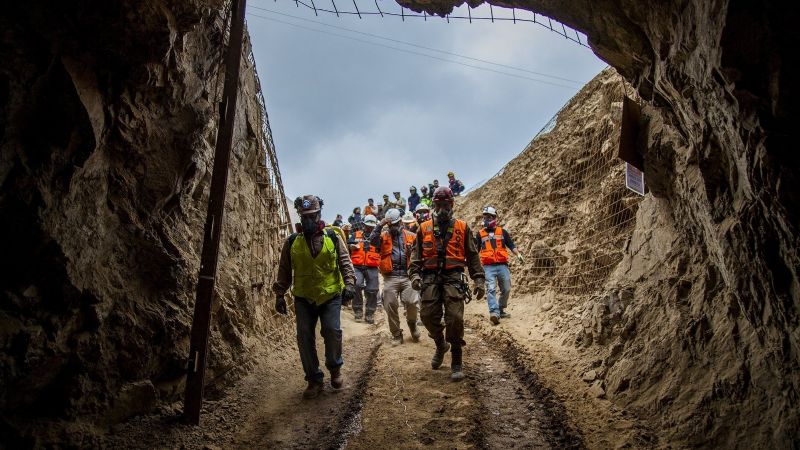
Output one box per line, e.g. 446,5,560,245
431,337,450,370
450,346,464,381
407,320,421,342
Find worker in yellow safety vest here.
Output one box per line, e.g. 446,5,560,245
273,195,356,399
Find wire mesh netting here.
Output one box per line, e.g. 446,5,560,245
244,32,298,337
462,72,642,297
523,83,641,295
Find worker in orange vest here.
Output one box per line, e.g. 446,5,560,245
369,208,420,345
475,206,524,325
349,214,381,323
409,187,485,381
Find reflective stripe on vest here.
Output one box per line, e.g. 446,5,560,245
419,219,467,270
479,227,509,265
290,233,345,304
349,230,380,267
379,229,416,274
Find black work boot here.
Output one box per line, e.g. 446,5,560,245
450,346,464,381
431,337,450,370
407,320,421,342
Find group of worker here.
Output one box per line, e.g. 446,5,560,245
272,183,522,399
339,172,466,230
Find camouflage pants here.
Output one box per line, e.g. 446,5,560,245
419,274,465,346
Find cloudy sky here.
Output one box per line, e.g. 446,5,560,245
245,0,606,222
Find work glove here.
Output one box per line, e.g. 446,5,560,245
516,253,525,264
473,282,486,300
342,285,355,306
411,278,423,291
275,295,288,315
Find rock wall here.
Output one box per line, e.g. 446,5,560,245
0,1,283,445
457,67,639,299
403,0,799,447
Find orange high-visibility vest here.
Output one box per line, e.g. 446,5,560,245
479,227,509,265
349,231,380,267
379,229,416,274
419,219,467,270
364,205,377,216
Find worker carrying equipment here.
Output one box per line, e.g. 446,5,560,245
409,187,485,381
475,205,524,325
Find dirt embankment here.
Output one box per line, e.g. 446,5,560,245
1,1,288,445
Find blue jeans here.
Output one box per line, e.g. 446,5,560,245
294,296,343,382
484,264,511,316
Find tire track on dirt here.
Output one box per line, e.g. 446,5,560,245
467,319,587,449
345,325,575,449
313,340,382,450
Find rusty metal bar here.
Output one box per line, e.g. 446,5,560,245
183,0,248,425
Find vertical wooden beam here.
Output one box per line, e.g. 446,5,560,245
183,0,248,425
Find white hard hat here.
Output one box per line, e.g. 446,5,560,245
415,203,430,212
402,212,416,223
385,208,402,224
363,214,378,226
482,206,497,216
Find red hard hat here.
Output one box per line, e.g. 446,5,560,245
432,186,454,204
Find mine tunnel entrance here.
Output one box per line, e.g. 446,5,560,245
2,0,798,448
180,0,641,447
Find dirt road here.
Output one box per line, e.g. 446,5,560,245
108,305,588,449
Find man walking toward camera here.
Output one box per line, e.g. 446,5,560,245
409,187,485,381
273,195,356,399
369,208,421,346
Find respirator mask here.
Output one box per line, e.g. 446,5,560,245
301,213,320,234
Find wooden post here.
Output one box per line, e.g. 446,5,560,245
183,0,248,425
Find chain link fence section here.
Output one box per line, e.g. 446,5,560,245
520,80,640,296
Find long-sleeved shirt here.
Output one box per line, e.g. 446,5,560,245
408,193,421,212
393,196,406,212
449,179,465,195
408,220,484,283
368,224,411,276
272,230,356,297
474,227,516,253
